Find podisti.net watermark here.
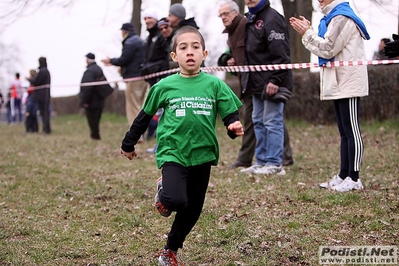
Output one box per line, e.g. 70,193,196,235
319,246,398,264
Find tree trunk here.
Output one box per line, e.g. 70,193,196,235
233,0,246,14
132,0,142,36
281,0,313,64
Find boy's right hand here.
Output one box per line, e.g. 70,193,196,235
120,149,137,160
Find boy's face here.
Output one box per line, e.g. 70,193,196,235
170,32,208,74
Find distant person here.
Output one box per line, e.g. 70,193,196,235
157,18,177,69
168,3,199,30
384,33,399,58
24,69,39,132
141,9,169,87
80,53,106,140
30,57,51,134
0,92,4,113
120,26,244,265
290,0,370,192
373,38,390,60
217,0,255,169
101,23,147,125
10,73,23,123
5,92,12,124
146,18,176,153
24,87,38,133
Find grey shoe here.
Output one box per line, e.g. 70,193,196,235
228,161,252,169
253,164,286,175
240,164,263,173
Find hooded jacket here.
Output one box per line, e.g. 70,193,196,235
80,62,105,109
31,58,51,103
110,31,145,79
301,0,369,100
243,0,292,96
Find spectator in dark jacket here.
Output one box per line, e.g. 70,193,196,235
240,0,293,175
141,9,169,87
219,0,294,169
158,18,177,70
168,3,200,30
31,56,51,134
80,53,106,140
101,23,148,125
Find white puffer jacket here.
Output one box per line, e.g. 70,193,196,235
301,0,369,101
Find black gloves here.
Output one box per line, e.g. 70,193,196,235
383,34,399,58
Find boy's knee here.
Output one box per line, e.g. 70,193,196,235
162,195,188,210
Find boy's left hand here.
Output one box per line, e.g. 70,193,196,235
228,121,244,136
120,149,137,160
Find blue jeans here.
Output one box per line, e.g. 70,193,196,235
252,95,284,166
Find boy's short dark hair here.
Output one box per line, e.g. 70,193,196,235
171,26,205,53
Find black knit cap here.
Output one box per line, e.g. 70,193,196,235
85,53,95,60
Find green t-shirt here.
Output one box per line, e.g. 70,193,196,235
143,71,242,168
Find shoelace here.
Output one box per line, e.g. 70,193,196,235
159,249,184,266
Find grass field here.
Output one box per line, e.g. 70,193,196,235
0,113,398,265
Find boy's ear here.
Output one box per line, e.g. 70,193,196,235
202,50,209,60
170,52,178,62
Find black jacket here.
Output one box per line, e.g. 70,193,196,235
31,65,51,103
142,25,169,86
80,62,105,109
110,31,145,79
176,17,200,30
243,0,292,95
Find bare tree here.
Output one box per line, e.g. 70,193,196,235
281,0,313,64
131,0,142,34
0,0,74,25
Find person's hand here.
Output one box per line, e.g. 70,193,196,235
227,58,236,66
101,57,112,66
289,16,310,36
120,149,137,160
384,34,399,58
266,82,279,96
228,121,244,136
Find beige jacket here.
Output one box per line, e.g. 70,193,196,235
302,0,369,101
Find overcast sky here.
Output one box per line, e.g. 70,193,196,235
1,0,397,97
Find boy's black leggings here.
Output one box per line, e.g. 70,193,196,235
160,161,212,251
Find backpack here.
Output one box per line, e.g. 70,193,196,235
95,75,114,98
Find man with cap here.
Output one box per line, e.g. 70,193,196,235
101,23,147,125
168,3,199,30
141,9,169,87
157,18,177,70
80,53,106,140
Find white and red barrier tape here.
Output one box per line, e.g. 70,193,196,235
31,59,399,90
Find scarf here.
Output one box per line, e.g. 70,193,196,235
248,0,267,16
318,2,370,66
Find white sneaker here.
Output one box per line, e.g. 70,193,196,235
332,177,364,192
253,164,286,175
240,164,263,173
319,175,344,189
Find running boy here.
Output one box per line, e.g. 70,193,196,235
120,26,244,265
